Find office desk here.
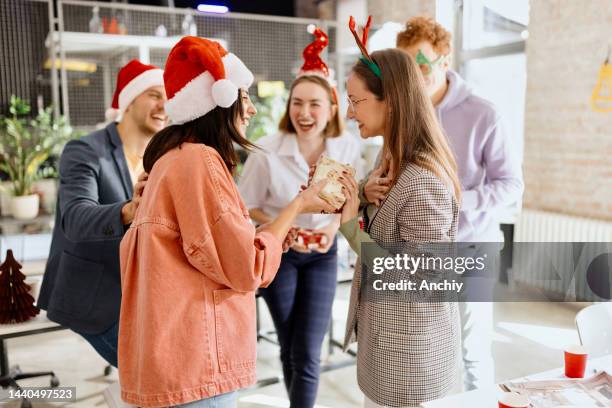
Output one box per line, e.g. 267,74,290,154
0,311,65,376
421,354,612,407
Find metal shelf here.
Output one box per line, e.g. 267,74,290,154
46,31,226,63
0,214,54,236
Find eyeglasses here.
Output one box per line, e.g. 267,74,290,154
415,49,447,75
347,96,367,112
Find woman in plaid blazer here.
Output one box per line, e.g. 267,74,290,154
336,48,462,407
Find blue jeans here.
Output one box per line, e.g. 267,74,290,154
76,322,118,367
173,391,237,407
259,239,338,408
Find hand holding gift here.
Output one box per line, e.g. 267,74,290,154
296,178,337,214
308,156,356,213
337,171,361,224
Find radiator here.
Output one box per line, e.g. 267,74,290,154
511,209,612,301
514,209,612,243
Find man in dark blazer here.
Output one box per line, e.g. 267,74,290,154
38,60,167,367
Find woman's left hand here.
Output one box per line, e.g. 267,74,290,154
297,179,337,214
338,172,360,225
300,165,342,214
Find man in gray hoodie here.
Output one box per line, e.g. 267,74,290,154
368,16,523,391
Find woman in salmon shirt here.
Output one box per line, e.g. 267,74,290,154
118,37,335,408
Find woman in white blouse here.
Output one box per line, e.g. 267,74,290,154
239,74,362,407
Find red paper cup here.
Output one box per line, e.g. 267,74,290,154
498,392,529,408
564,344,588,378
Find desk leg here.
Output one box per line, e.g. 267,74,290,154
1,339,8,376
500,223,514,284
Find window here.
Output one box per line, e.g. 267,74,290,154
463,53,526,158
455,0,529,221
462,0,529,49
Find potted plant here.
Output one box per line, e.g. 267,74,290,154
0,96,78,219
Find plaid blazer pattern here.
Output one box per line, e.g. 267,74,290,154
344,162,460,407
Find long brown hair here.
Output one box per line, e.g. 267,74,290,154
278,75,344,138
352,48,460,200
143,90,255,174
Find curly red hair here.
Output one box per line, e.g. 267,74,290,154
396,16,451,56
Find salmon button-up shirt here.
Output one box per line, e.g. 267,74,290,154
119,143,282,407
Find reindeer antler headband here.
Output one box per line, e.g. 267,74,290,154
349,15,382,79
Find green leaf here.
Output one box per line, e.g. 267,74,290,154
9,95,31,117
1,97,80,196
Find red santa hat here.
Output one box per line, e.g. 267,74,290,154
105,60,164,122
163,36,254,125
299,24,335,86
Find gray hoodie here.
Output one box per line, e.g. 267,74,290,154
436,70,524,242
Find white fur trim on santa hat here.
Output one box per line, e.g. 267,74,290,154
222,53,254,90
165,53,253,125
117,68,164,113
165,71,217,125
105,108,121,122
212,79,238,108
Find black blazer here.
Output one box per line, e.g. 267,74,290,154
38,123,133,334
